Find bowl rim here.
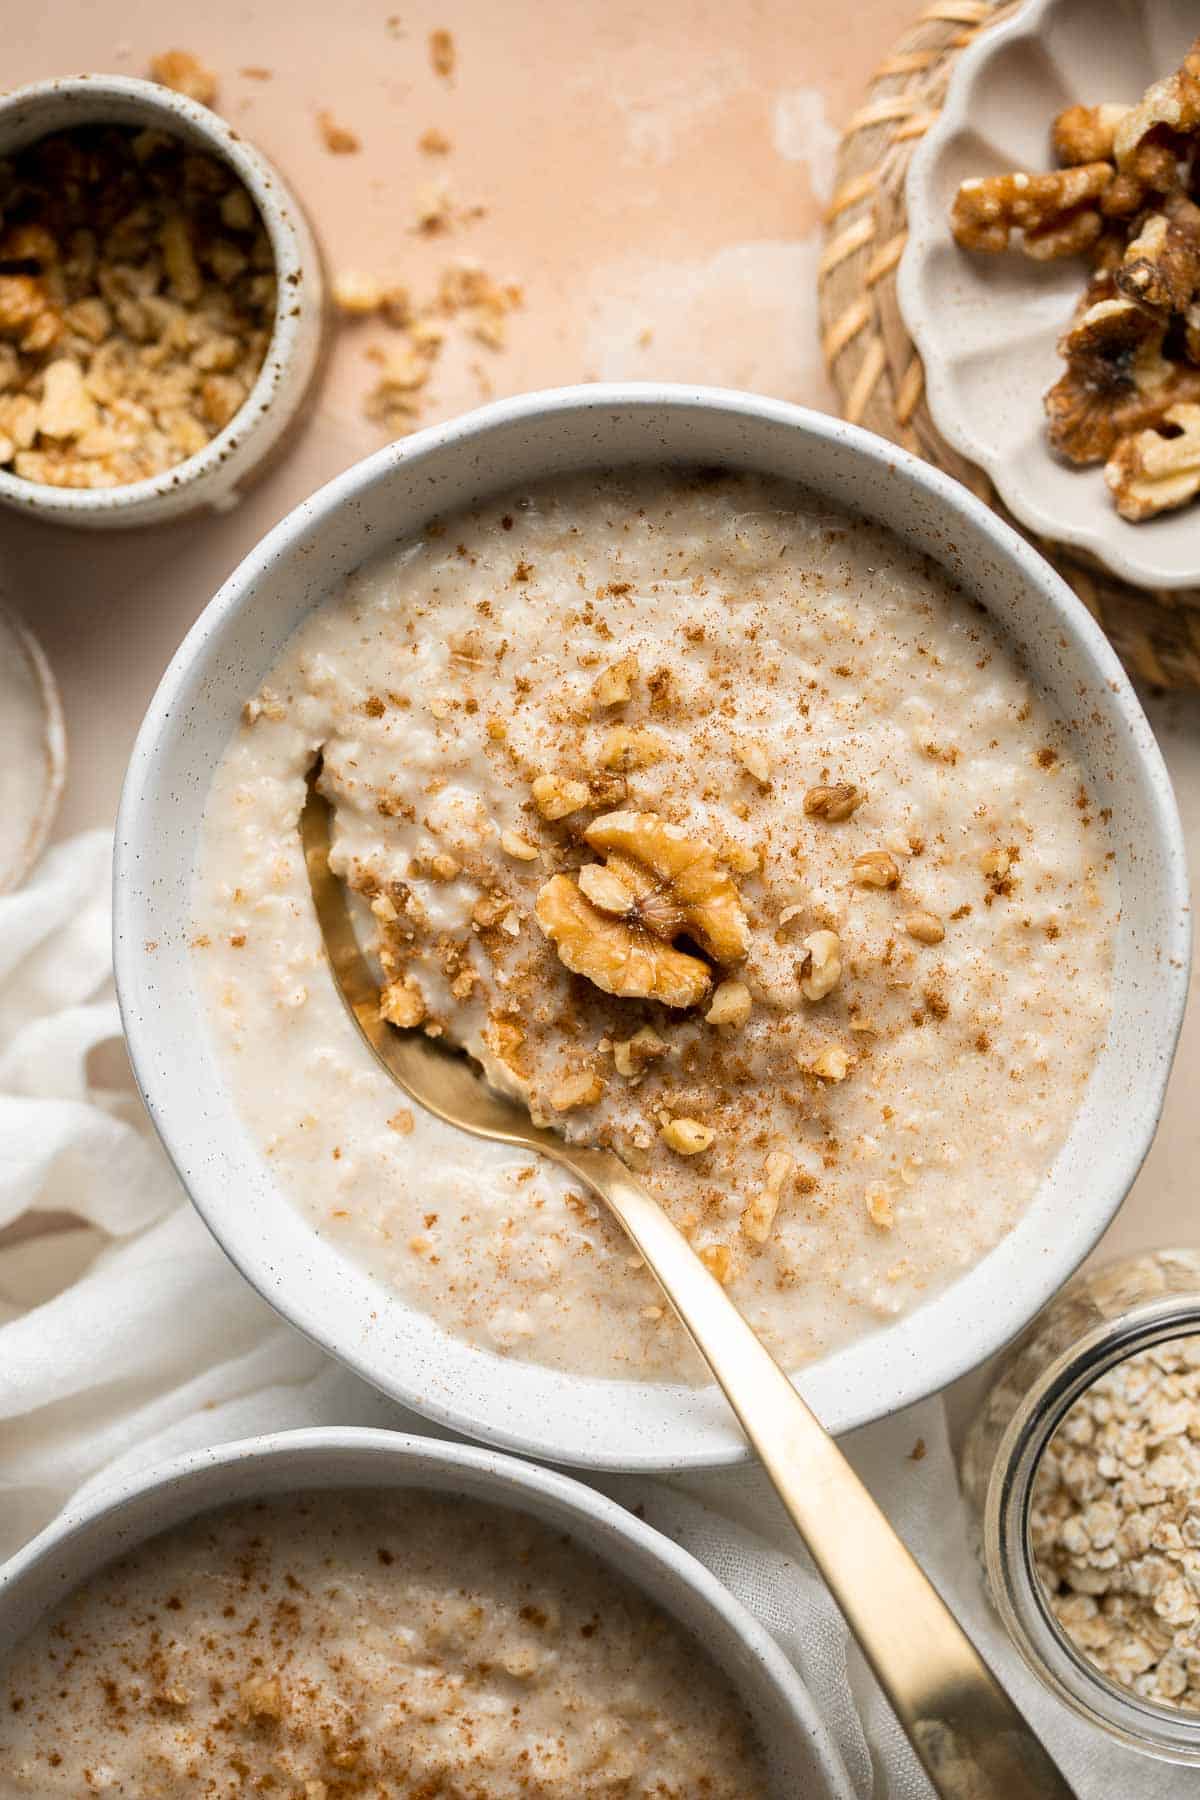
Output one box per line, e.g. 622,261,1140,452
0,73,315,518
0,1424,848,1796
113,381,1191,1471
897,0,1200,592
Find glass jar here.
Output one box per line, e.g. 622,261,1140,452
960,1247,1200,1763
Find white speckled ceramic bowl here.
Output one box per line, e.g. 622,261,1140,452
0,76,327,529
0,1428,847,1798
899,0,1199,590
114,385,1190,1472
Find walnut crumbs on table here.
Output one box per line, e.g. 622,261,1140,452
0,126,274,488
1032,1334,1200,1711
950,36,1200,522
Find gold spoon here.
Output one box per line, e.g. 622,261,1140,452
301,770,1074,1800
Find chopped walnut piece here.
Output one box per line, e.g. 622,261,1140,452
472,891,511,928
583,810,750,964
904,910,945,945
531,773,589,820
428,852,461,881
661,1116,714,1155
593,654,639,706
380,974,426,1028
724,841,760,874
798,929,842,1002
706,979,752,1027
318,111,360,154
500,828,539,861
549,1068,604,1111
981,846,1013,879
149,50,218,106
951,163,1113,259
1052,102,1130,166
600,725,668,771
742,1150,794,1245
577,862,635,914
1044,297,1200,466
419,127,453,155
852,849,900,889
332,271,385,316
699,1242,732,1283
240,1674,284,1720
1106,403,1200,519
535,873,711,1008
1113,42,1200,169
867,1188,895,1229
612,1025,666,1078
807,1044,852,1082
804,783,862,822
1116,197,1200,315
735,741,771,785
37,360,96,438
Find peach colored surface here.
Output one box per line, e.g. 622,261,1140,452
1,0,1196,1389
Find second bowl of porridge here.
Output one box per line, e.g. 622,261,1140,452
115,386,1189,1470
0,1428,838,1794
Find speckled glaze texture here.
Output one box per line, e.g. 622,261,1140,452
899,0,1199,590
0,76,327,530
113,386,1190,1472
0,1429,843,1799
0,598,65,892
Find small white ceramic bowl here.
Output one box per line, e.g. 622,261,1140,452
0,1427,846,1798
899,0,1199,590
114,384,1190,1472
0,75,327,529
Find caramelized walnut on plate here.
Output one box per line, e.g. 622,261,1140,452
898,0,1200,589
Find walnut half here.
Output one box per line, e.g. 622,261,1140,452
534,810,750,1009
1106,403,1200,519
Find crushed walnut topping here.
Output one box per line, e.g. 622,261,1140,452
950,35,1200,519
1032,1334,1200,1710
742,1150,794,1245
804,783,862,821
148,49,218,107
798,929,842,1002
661,1116,715,1156
531,773,590,820
0,126,273,488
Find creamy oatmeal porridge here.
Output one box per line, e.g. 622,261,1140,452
195,468,1116,1379
0,1489,769,1795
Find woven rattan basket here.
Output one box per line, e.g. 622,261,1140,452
818,0,1200,690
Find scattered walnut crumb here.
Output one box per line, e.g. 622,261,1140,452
866,1187,895,1229
799,930,842,1002
807,1044,852,1082
735,741,771,785
904,910,945,945
853,849,900,889
742,1150,794,1245
332,271,385,316
387,1108,415,1134
429,28,456,78
148,50,218,107
661,1117,715,1156
380,975,426,1028
706,979,752,1028
804,783,862,821
549,1069,604,1111
699,1242,733,1283
500,828,540,861
531,774,589,820
592,654,639,707
317,111,361,154
612,1026,666,1078
419,127,453,155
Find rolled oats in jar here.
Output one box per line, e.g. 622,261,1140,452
961,1248,1200,1763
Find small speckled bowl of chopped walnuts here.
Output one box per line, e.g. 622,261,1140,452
0,74,327,528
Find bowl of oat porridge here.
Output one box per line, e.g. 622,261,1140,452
0,75,326,527
0,1427,841,1795
114,385,1189,1470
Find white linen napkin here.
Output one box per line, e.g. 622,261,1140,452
0,832,1179,1797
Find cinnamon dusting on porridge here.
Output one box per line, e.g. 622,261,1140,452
195,468,1115,1379
0,1490,769,1795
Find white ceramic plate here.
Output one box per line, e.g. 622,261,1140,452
0,600,65,892
114,385,1190,1473
0,1428,848,1798
899,0,1200,591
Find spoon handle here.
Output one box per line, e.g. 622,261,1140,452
570,1148,1076,1800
